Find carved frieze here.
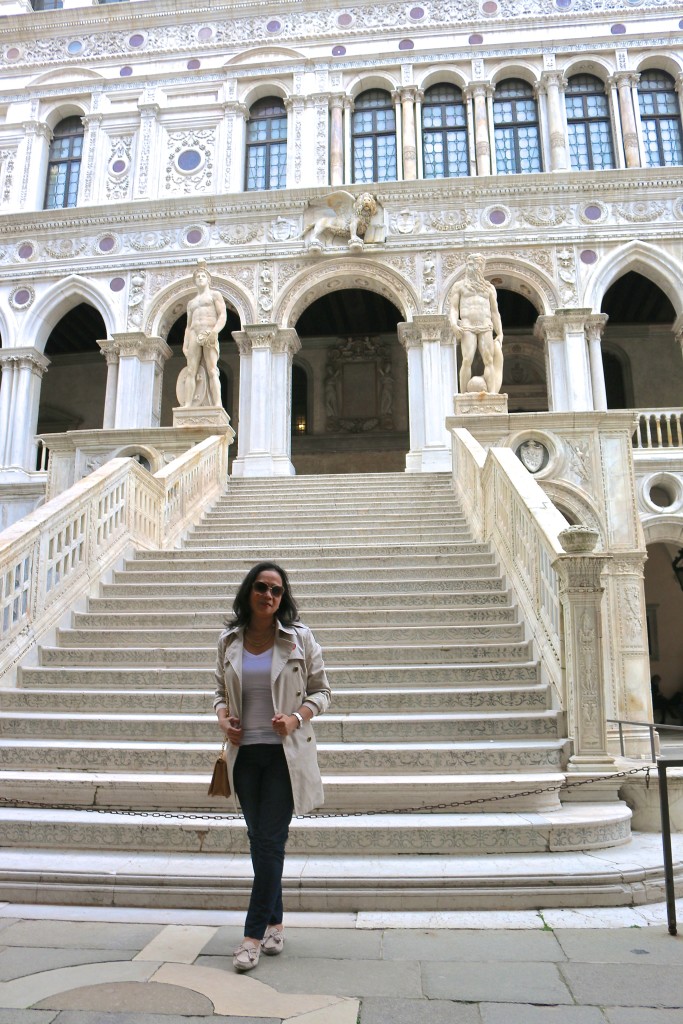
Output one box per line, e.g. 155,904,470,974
614,200,666,222
127,271,146,331
218,224,262,245
129,232,172,252
520,206,567,228
165,128,214,194
105,135,133,201
428,210,471,232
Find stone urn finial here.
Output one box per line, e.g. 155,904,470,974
558,525,600,554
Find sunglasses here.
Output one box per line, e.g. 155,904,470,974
253,581,284,598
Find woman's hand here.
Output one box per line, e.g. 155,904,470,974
219,715,243,746
272,713,298,738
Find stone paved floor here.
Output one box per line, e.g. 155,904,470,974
0,901,681,1023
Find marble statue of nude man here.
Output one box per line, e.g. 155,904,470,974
449,254,504,395
183,263,226,407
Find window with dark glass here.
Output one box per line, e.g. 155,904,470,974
422,84,469,178
245,97,287,191
352,89,397,183
638,70,683,168
31,0,63,9
44,116,83,210
565,74,615,170
493,78,541,174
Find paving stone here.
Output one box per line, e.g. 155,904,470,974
134,925,218,964
0,921,162,951
201,926,382,960
559,962,683,1008
382,928,564,962
0,918,19,933
359,996,482,1023
480,1006,608,1024
422,961,573,1004
34,980,214,1014
0,946,135,982
0,960,158,1010
51,1016,276,1024
554,927,683,965
602,1011,683,1024
0,1012,58,1023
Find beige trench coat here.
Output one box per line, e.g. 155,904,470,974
213,620,332,815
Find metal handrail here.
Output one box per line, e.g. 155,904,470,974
607,717,683,763
657,757,683,936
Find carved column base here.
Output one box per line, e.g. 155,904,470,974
172,405,231,428
567,754,619,774
231,452,296,477
405,447,452,473
453,392,508,416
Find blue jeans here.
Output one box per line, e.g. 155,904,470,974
233,743,294,941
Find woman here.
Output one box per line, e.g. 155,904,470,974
213,561,331,972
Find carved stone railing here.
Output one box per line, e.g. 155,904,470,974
452,429,567,705
633,410,683,449
0,434,229,682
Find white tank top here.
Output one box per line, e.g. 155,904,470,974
241,648,281,745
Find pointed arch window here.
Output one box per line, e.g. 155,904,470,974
638,71,683,168
422,84,469,178
352,89,397,183
565,74,615,170
245,97,287,191
44,116,83,209
493,79,541,174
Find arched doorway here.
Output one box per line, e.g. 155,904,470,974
37,303,108,433
601,272,681,409
292,288,406,474
162,307,241,427
643,541,683,719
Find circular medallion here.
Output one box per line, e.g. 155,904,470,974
109,277,126,292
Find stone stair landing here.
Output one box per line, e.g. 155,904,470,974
0,472,635,910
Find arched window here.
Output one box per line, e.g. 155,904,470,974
31,1,63,9
422,84,469,179
352,89,397,183
493,79,541,174
245,97,287,191
638,71,683,168
565,74,614,170
44,116,83,210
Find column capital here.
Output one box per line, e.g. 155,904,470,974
223,100,249,119
137,102,161,118
397,315,450,350
397,85,419,103
284,95,305,112
0,346,50,376
608,71,640,90
329,93,345,111
82,113,104,128
22,119,51,140
97,339,119,366
534,308,593,341
110,332,172,364
537,70,567,94
585,313,609,342
463,81,493,101
232,324,301,358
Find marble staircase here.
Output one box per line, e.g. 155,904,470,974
0,472,635,909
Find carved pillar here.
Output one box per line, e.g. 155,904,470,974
0,348,50,470
392,90,403,180
539,71,568,171
586,314,609,412
553,529,616,772
313,94,331,186
399,86,418,181
465,83,492,176
329,95,344,186
343,98,353,184
674,312,683,362
19,120,51,209
223,101,248,193
81,112,104,202
609,72,641,168
415,89,424,178
285,95,304,188
676,74,683,137
97,340,119,430
110,333,172,429
398,316,453,474
134,101,160,199
231,325,301,477
534,310,594,412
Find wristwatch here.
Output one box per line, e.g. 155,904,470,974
292,711,304,729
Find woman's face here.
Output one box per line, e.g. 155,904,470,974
249,569,284,623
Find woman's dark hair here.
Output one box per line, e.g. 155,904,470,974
226,561,299,628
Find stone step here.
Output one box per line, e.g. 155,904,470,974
186,524,473,542
94,585,510,607
19,662,540,689
0,803,630,856
111,565,504,586
71,605,519,630
0,738,569,774
55,623,526,649
197,512,467,529
0,770,565,813
38,640,533,667
1,684,550,714
212,499,461,517
0,710,560,743
127,551,498,571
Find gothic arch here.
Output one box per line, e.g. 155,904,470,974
275,259,419,328
583,240,683,316
442,258,557,318
541,480,606,547
24,275,116,353
147,273,253,339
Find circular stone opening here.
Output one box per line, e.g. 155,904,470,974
18,243,34,259
338,13,353,26
649,483,675,508
332,45,346,56
99,236,116,253
469,34,484,44
611,24,626,34
6,47,20,60
129,34,145,48
120,66,133,77
584,205,602,221
409,7,425,19
110,277,126,292
482,0,498,13
14,289,31,306
266,19,281,32
198,26,213,40
489,209,506,225
111,159,127,174
186,229,203,245
67,40,82,54
187,59,201,70
580,249,598,264
399,39,414,50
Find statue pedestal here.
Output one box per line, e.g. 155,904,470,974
453,392,508,416
172,405,231,428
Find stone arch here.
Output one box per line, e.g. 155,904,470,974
583,240,683,316
541,480,606,547
30,67,105,88
561,57,614,83
40,100,89,131
347,72,400,99
112,443,164,473
275,260,419,328
417,68,468,92
641,516,683,547
489,62,540,88
146,272,253,340
441,257,558,318
635,54,683,78
24,275,117,353
226,45,306,66
240,81,291,108
0,301,14,347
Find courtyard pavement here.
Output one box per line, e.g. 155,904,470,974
0,900,681,1024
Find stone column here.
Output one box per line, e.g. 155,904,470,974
415,89,424,178
285,95,304,188
676,74,683,136
399,86,418,181
231,325,301,477
553,528,616,773
134,101,160,199
329,95,344,186
97,340,119,430
343,98,353,184
0,348,50,470
313,94,331,186
534,310,594,412
223,101,248,193
465,83,492,177
110,333,172,429
539,71,569,171
609,72,641,168
81,111,104,202
391,91,403,180
586,314,609,412
398,316,453,473
19,120,51,210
